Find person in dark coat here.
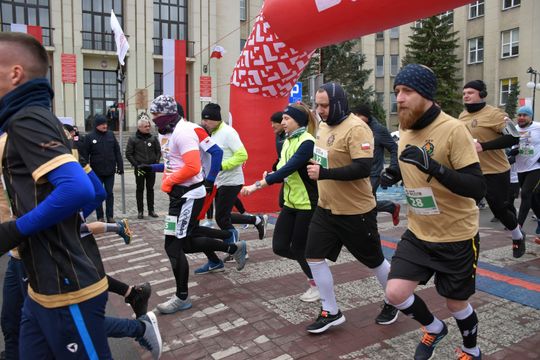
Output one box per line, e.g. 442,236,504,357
80,114,124,222
352,105,401,226
125,115,161,219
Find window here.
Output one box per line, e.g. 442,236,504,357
389,27,399,39
84,69,118,131
414,20,423,29
375,32,384,40
499,77,518,105
438,10,453,25
390,92,397,113
0,0,52,46
502,0,520,10
82,0,123,51
468,37,484,64
390,55,399,76
469,1,484,19
153,0,187,54
240,0,246,21
501,28,519,58
154,72,163,100
375,92,384,105
375,55,384,77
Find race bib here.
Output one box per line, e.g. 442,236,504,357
164,215,177,236
313,146,329,169
405,187,440,215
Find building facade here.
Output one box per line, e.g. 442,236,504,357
361,0,540,129
0,0,263,131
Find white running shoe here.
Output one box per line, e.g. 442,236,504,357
299,286,320,302
156,295,192,314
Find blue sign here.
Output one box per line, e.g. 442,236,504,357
289,82,302,103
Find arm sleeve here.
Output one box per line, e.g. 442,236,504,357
319,158,372,181
151,163,164,172
163,150,201,187
154,136,161,162
125,137,136,166
266,141,314,184
432,162,486,201
114,136,124,171
222,146,248,171
15,162,95,236
82,169,107,219
381,129,399,168
480,134,519,151
205,144,223,182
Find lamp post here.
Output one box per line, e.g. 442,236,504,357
526,67,540,120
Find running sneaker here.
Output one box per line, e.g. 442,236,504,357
225,228,239,244
136,311,162,360
413,322,448,360
375,301,399,325
126,282,152,318
392,203,401,226
233,240,247,270
455,348,482,360
512,231,526,258
306,309,346,334
255,214,268,240
157,295,192,314
116,219,133,244
299,286,320,302
194,260,225,274
201,219,216,228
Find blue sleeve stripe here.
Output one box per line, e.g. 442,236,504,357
206,144,223,182
68,304,99,360
151,163,164,172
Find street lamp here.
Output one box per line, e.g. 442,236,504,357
526,67,540,120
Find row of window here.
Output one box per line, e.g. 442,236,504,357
376,76,518,113
469,0,520,20
468,27,519,64
375,55,399,77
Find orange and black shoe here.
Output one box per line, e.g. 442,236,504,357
413,322,448,360
306,309,346,334
117,218,133,245
455,348,481,359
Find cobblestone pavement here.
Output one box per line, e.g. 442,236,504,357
93,171,539,359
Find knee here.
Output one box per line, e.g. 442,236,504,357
446,299,468,313
385,283,409,306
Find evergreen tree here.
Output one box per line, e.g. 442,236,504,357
299,40,384,122
505,81,520,119
403,15,462,116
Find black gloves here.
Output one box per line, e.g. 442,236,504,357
116,168,124,175
0,221,27,257
399,145,443,176
507,148,520,157
204,180,214,193
380,166,401,188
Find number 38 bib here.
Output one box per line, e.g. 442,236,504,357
405,187,440,215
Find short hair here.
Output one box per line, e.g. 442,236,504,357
270,111,283,123
0,32,49,78
137,118,151,127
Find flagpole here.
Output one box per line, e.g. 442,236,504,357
118,62,126,215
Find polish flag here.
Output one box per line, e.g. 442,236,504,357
162,39,187,115
210,45,226,59
10,24,42,44
361,143,371,150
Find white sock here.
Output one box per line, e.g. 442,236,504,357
451,303,473,320
255,216,261,225
308,260,338,315
372,259,391,290
393,294,414,310
424,317,444,334
511,226,522,240
462,346,480,357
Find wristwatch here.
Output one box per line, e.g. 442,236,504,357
255,180,262,189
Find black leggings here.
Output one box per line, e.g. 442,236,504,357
484,171,518,230
272,206,314,279
215,185,257,230
517,169,540,226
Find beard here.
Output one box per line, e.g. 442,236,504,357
398,105,426,130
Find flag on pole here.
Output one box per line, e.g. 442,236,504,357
10,24,42,44
110,10,129,65
210,45,226,59
162,39,187,115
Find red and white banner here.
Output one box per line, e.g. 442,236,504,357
163,39,187,114
61,54,77,83
10,23,42,44
210,45,226,59
110,10,129,66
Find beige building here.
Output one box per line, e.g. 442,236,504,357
361,0,540,130
0,0,263,131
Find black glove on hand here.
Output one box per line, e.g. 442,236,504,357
0,221,27,257
116,168,124,175
204,180,214,193
380,167,402,188
508,155,516,165
507,147,520,157
399,145,443,176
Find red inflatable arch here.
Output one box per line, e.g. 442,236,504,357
230,0,472,212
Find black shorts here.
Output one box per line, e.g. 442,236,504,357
305,206,385,268
388,229,480,301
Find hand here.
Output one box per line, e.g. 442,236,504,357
474,141,483,153
380,167,401,189
138,164,153,172
116,169,124,175
307,161,321,180
399,145,441,175
241,184,257,196
204,179,214,193
507,148,519,157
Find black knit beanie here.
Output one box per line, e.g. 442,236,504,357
201,103,222,121
394,64,437,101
